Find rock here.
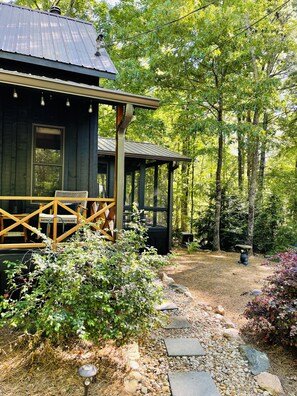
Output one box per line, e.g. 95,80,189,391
141,386,148,394
184,290,193,299
214,313,224,320
198,303,213,311
128,360,140,370
124,378,138,394
251,289,262,296
130,371,142,381
161,272,175,285
125,343,140,361
239,345,270,375
169,283,189,294
222,318,236,329
214,305,225,315
223,328,243,342
255,372,285,395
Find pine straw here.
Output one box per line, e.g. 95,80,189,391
0,328,132,395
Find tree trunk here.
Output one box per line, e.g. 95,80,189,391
237,117,244,191
258,112,268,203
247,111,260,251
213,107,223,251
190,159,195,233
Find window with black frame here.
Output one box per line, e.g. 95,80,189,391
32,126,64,197
144,163,168,227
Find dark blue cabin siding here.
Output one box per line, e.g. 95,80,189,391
0,84,99,202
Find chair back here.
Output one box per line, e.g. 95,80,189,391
55,190,88,209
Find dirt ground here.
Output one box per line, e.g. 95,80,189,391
165,249,297,396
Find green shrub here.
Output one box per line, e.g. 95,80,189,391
244,249,297,347
194,193,247,250
0,222,169,345
186,241,200,254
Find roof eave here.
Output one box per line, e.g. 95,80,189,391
0,68,160,110
98,151,191,162
0,52,117,80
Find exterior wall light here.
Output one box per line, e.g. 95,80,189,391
40,92,45,106
88,102,93,113
66,97,71,107
78,364,98,396
13,88,18,98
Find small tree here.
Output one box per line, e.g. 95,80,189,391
244,249,297,347
0,221,169,345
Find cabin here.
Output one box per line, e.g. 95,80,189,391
98,137,190,254
0,2,160,256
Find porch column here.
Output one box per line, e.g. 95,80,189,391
115,104,134,232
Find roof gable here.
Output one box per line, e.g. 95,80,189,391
0,2,117,79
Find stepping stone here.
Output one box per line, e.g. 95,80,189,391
156,301,178,311
164,338,206,356
162,316,191,329
168,371,221,396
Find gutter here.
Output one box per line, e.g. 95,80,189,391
0,68,160,110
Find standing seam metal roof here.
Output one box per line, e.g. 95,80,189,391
0,2,117,78
98,137,191,162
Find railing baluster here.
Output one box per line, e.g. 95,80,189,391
0,196,116,249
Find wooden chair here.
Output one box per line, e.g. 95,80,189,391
38,190,88,235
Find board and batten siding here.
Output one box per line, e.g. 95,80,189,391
0,84,99,210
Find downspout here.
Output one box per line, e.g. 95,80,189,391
115,104,134,232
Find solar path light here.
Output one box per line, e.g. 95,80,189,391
78,364,98,396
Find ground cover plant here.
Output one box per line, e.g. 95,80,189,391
244,249,297,347
0,220,169,345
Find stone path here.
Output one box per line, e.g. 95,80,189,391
126,279,286,395
159,299,222,396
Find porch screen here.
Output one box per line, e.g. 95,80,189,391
32,126,63,197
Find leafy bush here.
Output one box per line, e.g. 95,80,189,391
186,241,200,254
254,194,284,253
194,193,247,250
0,222,169,345
274,221,297,253
244,249,297,347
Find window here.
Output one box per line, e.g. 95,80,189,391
32,126,63,197
98,162,108,198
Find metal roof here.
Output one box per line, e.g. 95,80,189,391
98,137,191,162
0,2,117,79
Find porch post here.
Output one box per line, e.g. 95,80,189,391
115,104,134,232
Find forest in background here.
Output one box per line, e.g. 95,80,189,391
12,0,297,253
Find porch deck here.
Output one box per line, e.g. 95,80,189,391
0,196,116,250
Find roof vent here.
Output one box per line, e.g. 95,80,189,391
49,6,61,15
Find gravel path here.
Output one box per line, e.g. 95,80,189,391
135,288,269,396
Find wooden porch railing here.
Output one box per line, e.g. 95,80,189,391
0,196,116,249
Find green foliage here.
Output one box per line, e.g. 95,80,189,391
11,0,296,254
0,223,169,345
244,249,297,348
254,194,297,253
186,241,200,254
254,194,284,253
194,192,247,250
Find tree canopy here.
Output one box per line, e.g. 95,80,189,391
13,0,297,253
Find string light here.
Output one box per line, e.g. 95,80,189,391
13,88,18,98
66,97,70,107
40,92,45,106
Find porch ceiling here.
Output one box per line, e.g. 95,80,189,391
0,68,160,110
